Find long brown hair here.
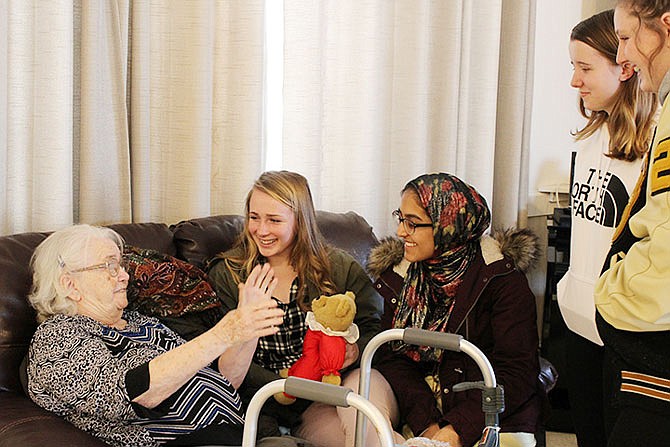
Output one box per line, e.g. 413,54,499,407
224,171,336,302
571,8,657,160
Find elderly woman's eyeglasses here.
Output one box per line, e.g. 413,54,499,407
68,257,129,277
392,209,432,235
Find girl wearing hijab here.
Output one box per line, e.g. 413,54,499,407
368,173,542,447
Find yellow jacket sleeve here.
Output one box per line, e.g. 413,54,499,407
594,193,670,331
595,100,670,332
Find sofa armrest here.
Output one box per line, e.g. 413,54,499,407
0,392,108,447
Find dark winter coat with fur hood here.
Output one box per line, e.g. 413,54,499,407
367,229,542,446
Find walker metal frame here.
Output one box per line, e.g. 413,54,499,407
241,377,397,447
355,328,504,447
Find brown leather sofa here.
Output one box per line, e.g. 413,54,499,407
0,211,378,447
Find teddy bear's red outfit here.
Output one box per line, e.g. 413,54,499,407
286,311,359,388
289,329,347,381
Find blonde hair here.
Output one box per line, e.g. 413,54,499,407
224,171,335,305
571,9,657,160
29,224,124,323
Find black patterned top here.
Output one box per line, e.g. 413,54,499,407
27,311,244,447
254,279,308,373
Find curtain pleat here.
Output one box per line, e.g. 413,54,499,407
209,0,266,217
0,2,6,230
78,0,131,225
5,1,74,233
134,0,218,223
492,0,536,229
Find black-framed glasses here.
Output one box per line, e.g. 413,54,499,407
392,209,432,235
68,256,129,278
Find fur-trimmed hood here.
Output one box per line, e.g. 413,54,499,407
367,227,540,280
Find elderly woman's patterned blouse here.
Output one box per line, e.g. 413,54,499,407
27,311,244,447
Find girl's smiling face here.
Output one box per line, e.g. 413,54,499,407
569,39,623,114
396,189,435,262
247,189,297,262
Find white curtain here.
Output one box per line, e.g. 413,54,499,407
2,1,75,234
128,0,266,224
494,0,536,229
0,0,535,237
282,0,536,236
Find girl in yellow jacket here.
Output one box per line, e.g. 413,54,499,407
595,3,670,446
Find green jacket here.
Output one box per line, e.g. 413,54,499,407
207,246,383,398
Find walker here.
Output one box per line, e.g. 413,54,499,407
355,328,504,447
241,328,504,447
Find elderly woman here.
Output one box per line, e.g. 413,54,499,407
26,224,284,447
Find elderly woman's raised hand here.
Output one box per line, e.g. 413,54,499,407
213,263,283,347
238,262,278,307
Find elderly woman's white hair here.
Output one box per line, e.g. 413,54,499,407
29,224,125,323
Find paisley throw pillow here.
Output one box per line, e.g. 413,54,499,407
124,245,221,318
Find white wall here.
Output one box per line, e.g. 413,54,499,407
528,0,616,217
529,0,583,217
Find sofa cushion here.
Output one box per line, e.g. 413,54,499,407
314,210,379,269
125,245,221,318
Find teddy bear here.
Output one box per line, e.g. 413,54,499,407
275,291,359,405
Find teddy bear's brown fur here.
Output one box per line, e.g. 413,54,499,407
311,291,356,332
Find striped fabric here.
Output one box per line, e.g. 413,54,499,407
621,370,670,403
102,317,181,352
116,322,244,442
135,367,244,442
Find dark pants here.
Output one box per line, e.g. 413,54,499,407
596,313,670,447
564,330,606,447
607,402,670,447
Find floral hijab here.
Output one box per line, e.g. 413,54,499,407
392,173,491,362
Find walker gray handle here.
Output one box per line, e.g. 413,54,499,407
403,327,463,351
284,376,351,407
242,377,396,447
